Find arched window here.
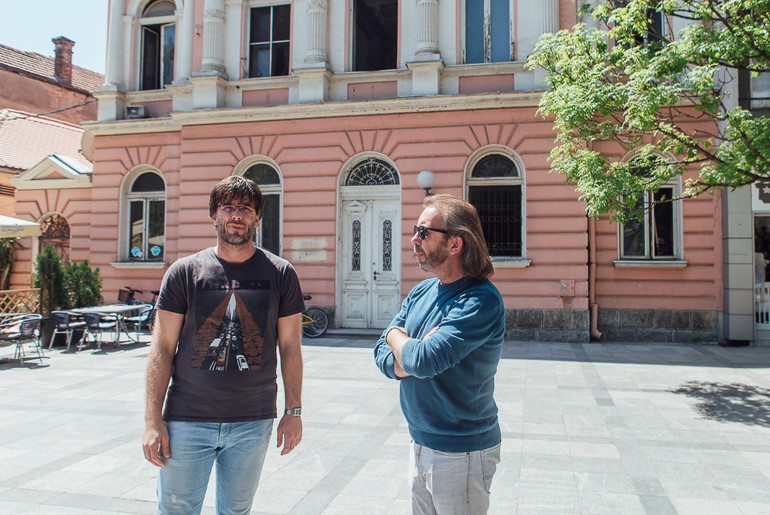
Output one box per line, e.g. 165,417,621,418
39,214,70,264
125,171,166,261
140,0,176,90
466,151,524,258
345,157,400,186
243,163,282,255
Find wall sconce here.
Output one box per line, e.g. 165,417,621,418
416,170,436,196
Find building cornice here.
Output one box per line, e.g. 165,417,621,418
82,91,544,136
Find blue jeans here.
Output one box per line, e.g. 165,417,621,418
409,441,501,515
157,419,273,515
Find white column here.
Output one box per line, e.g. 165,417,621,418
415,0,440,59
304,0,329,65
174,1,194,82
104,0,125,87
200,0,226,76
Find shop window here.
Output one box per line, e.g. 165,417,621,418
140,0,176,90
243,163,282,255
465,0,511,63
248,4,291,78
125,171,166,261
466,153,523,258
353,0,398,71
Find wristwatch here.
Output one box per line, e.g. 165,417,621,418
285,407,302,416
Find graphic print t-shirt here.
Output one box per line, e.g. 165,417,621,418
157,247,304,422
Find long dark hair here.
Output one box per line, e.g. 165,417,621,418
423,194,494,280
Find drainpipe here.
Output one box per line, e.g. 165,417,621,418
588,214,603,340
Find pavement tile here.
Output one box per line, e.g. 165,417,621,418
3,338,770,514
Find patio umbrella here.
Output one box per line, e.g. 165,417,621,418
0,215,41,238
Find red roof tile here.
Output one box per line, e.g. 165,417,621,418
0,109,92,172
0,43,104,93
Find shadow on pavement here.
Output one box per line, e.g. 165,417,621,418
670,381,770,427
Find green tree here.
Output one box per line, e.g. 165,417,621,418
34,245,67,314
527,0,770,222
63,260,103,308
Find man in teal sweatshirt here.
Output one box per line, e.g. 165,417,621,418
374,194,505,515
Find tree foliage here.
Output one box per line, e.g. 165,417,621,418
527,0,770,221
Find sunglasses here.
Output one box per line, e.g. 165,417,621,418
413,225,449,240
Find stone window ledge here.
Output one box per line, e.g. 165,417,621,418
613,260,687,269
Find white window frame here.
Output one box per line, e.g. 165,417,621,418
245,2,292,79
137,0,176,91
234,156,284,256
118,167,167,265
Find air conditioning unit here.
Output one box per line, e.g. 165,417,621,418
125,105,148,119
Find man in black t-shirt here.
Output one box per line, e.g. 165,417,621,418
142,176,304,514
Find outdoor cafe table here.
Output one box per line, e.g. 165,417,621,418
69,304,146,345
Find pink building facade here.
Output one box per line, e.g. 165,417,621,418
12,0,735,343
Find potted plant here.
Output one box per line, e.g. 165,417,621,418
33,245,67,346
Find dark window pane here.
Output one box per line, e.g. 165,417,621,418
148,200,165,260
250,7,271,43
471,154,518,178
272,42,290,76
131,172,165,193
261,194,280,255
244,164,280,185
141,26,160,91
465,0,484,64
353,0,398,71
273,5,291,41
652,188,674,257
249,45,271,78
490,0,510,62
468,185,522,257
623,216,645,256
129,200,145,260
162,23,175,86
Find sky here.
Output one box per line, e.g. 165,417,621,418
0,0,110,75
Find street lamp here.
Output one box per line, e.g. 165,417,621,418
416,170,435,196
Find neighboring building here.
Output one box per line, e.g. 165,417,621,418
14,0,731,342
0,37,104,288
1,109,93,289
0,38,103,124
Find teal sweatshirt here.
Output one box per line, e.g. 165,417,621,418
374,277,505,452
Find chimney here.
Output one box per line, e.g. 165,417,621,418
52,36,75,86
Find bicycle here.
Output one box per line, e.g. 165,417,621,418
301,295,328,338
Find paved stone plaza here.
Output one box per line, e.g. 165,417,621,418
1,337,770,514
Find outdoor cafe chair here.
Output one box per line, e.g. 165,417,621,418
0,314,43,363
49,311,86,351
122,304,154,341
80,312,119,351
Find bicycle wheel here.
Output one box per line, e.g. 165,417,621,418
302,308,328,338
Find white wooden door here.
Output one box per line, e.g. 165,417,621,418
340,199,401,328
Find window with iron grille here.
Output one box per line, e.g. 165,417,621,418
466,153,523,258
248,5,291,78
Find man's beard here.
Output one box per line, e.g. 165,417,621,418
415,244,449,273
216,218,255,246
